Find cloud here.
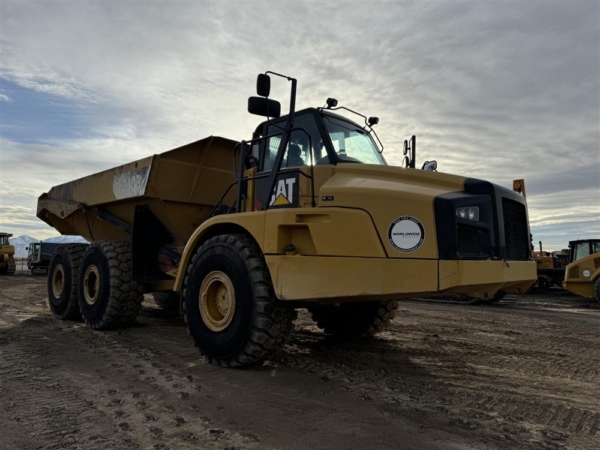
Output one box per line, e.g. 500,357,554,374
0,0,598,250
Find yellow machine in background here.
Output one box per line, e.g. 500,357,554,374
37,72,537,367
0,232,16,275
563,239,600,302
532,241,566,290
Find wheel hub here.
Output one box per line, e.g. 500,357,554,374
83,264,100,305
199,271,236,332
51,264,65,298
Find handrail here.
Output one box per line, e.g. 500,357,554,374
209,181,237,218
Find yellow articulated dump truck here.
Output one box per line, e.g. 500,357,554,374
0,232,16,275
562,239,600,302
37,72,536,367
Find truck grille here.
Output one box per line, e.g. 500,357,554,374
502,198,529,260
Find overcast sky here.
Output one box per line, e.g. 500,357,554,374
0,0,598,250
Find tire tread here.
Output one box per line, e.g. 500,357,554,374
183,234,296,367
309,300,398,338
81,241,144,329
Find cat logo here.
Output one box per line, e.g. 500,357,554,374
270,177,296,206
255,171,299,210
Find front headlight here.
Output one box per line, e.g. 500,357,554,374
456,206,479,222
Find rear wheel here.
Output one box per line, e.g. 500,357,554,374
47,244,88,320
183,234,296,367
78,241,144,329
308,300,398,338
595,278,600,304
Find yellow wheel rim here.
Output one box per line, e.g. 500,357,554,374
199,271,236,332
83,264,101,305
51,264,65,298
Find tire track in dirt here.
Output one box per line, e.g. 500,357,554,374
280,305,600,450
0,337,125,449
0,315,260,450
2,274,600,450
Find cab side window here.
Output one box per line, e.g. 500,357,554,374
263,113,331,171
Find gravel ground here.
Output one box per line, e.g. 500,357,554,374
0,273,599,450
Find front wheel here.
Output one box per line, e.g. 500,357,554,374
183,234,295,368
595,278,600,304
308,300,398,338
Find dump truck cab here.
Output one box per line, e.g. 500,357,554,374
568,239,600,264
240,106,387,212
562,239,600,301
0,232,16,275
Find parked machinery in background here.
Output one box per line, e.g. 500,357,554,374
0,232,16,275
533,241,566,290
562,239,600,303
27,242,62,275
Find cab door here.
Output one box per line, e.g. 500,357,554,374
252,111,335,211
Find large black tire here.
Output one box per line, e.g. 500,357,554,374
151,292,180,311
308,300,398,338
183,234,296,368
595,278,600,304
47,244,88,320
78,241,144,330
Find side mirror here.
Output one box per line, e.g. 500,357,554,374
248,97,281,118
368,117,379,126
402,135,416,169
257,74,271,97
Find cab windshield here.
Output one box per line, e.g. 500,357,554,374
572,241,600,262
322,115,386,165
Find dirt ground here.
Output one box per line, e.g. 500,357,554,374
1,274,599,450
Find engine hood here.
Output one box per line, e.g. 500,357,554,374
319,164,468,259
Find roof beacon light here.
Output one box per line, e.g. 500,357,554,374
326,98,338,109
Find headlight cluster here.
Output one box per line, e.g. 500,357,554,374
456,206,479,222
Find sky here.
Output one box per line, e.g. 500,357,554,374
0,0,598,250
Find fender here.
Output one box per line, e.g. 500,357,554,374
173,211,267,292
173,207,386,292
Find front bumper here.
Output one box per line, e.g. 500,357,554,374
265,256,536,302
562,281,595,299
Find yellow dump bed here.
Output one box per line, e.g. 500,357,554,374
37,136,238,247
